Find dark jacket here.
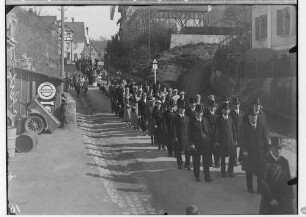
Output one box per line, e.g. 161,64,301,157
152,107,167,145
164,110,177,142
214,115,236,157
239,121,269,175
173,114,190,152
138,99,147,117
185,107,196,119
188,116,211,153
229,109,244,144
204,109,219,137
259,153,295,214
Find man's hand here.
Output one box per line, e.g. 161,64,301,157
154,125,158,129
243,152,248,157
190,144,196,150
269,199,279,207
235,141,238,147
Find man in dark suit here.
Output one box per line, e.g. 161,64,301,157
214,99,237,177
138,92,148,136
164,100,177,157
259,137,294,214
188,104,213,182
230,96,244,166
173,103,191,170
204,95,220,168
252,97,269,136
240,107,269,193
185,98,196,119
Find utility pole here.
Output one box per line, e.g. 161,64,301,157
60,6,65,92
148,9,151,62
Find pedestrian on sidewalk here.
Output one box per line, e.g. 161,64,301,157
240,107,269,194
259,137,295,214
145,96,156,145
204,95,220,168
188,104,213,182
123,87,132,127
152,100,167,150
138,92,148,136
230,96,244,166
164,100,177,157
173,103,191,170
214,98,237,178
75,78,81,98
130,92,140,131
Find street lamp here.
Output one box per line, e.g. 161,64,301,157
152,59,158,84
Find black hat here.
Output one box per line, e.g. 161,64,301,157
269,137,283,148
207,95,217,107
252,97,261,105
195,104,203,113
189,98,196,104
232,96,241,104
248,107,259,116
221,101,230,111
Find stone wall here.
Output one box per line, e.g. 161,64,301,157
64,93,77,126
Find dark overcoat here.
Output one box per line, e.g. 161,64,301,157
152,107,167,145
185,107,195,119
172,115,190,152
229,110,244,144
239,122,269,175
259,153,295,214
188,116,211,153
214,116,236,157
164,110,177,144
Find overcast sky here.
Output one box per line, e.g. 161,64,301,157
26,6,121,40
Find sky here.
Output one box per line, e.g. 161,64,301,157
25,6,121,40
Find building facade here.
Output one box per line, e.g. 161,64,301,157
252,5,296,54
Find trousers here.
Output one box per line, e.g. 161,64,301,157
192,150,211,178
221,154,235,174
176,151,191,167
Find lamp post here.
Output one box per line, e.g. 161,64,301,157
152,59,158,85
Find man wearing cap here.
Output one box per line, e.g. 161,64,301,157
204,95,220,168
177,91,187,109
230,96,245,166
240,107,269,193
185,98,197,119
152,100,167,150
214,99,237,177
188,104,213,182
164,100,177,157
259,137,294,214
173,103,191,170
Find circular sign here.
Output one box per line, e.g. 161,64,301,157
38,82,56,100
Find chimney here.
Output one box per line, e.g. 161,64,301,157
86,27,89,35
72,17,74,22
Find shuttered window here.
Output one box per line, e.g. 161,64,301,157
277,7,291,36
255,15,267,40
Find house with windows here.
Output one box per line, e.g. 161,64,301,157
252,5,296,54
62,18,86,63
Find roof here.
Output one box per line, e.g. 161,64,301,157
65,22,86,42
15,66,65,81
41,16,57,26
90,40,108,55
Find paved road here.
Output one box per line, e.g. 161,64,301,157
70,86,297,215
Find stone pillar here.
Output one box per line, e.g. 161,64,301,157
64,93,77,126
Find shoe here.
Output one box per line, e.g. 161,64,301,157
228,173,235,178
195,177,200,182
205,177,213,182
178,165,183,169
248,189,255,194
222,173,227,178
185,166,191,171
234,162,238,167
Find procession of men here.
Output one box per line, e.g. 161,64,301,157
93,75,295,215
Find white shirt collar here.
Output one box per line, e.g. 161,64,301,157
179,113,184,117
234,109,239,114
270,151,280,162
222,114,228,120
196,117,201,122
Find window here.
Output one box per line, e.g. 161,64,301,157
255,15,267,40
277,7,290,36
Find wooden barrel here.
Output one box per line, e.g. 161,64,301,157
7,127,17,158
15,132,38,153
